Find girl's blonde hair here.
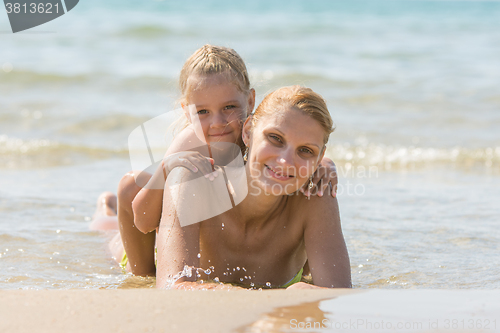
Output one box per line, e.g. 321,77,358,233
179,45,251,104
252,85,335,146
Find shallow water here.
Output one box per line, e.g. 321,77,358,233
237,290,500,332
1,0,499,289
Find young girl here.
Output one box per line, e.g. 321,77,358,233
91,45,338,277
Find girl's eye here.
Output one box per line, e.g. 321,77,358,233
224,105,236,110
197,109,208,115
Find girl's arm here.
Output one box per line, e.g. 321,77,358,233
132,127,213,234
132,152,214,234
302,194,352,288
131,162,168,234
301,157,338,197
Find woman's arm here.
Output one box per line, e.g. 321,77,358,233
155,167,238,290
303,194,352,288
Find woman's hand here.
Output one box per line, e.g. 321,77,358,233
300,157,337,198
172,281,244,290
163,151,218,181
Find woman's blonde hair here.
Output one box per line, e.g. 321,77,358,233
179,45,251,104
252,85,335,145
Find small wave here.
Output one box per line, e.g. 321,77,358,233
252,70,360,89
326,143,500,172
3,134,498,172
58,114,152,134
0,234,30,243
0,135,128,169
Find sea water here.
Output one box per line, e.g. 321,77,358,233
0,0,499,289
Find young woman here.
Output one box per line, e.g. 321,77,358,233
156,86,351,289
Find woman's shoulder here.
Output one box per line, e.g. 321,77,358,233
286,190,340,224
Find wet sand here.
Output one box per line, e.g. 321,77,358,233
0,289,358,333
2,289,499,333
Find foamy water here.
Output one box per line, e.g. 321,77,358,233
0,0,499,289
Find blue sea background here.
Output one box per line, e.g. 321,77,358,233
0,0,499,289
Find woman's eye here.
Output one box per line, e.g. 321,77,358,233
299,147,314,155
269,134,282,143
197,109,208,115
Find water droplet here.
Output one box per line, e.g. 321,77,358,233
242,267,247,272
236,267,240,271
265,282,271,287
250,282,255,287
197,253,201,258
240,278,244,282
214,277,220,282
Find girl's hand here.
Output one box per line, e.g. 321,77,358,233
163,151,218,181
300,157,337,198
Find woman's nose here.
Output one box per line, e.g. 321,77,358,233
276,148,295,167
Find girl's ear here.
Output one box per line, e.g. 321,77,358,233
242,116,253,145
246,89,256,116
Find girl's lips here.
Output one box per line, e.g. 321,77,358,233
209,131,232,137
265,165,294,181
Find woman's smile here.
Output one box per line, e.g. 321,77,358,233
264,164,295,181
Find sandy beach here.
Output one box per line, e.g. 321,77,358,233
2,289,499,333
0,289,357,333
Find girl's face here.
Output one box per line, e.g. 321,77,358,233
243,107,326,196
185,74,255,145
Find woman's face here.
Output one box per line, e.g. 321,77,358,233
185,74,255,146
243,107,325,196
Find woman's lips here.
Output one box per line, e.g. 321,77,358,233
265,165,294,181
